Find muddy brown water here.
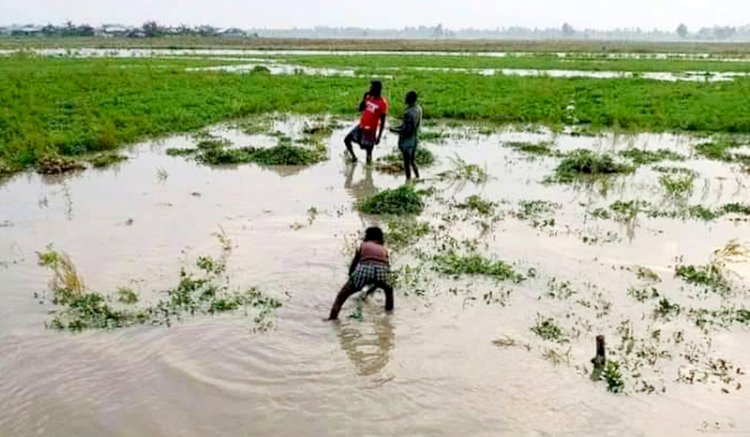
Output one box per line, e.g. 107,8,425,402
1,116,749,435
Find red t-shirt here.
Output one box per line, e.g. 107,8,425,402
359,96,388,134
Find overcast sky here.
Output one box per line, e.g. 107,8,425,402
0,0,747,30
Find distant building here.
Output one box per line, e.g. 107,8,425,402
98,24,131,37
11,25,44,36
0,27,10,35
219,28,247,38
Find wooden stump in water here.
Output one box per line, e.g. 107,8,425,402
590,335,606,381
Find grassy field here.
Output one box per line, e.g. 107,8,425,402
1,53,750,175
283,54,750,73
3,36,750,54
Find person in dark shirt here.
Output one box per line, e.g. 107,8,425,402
344,81,389,164
390,90,422,181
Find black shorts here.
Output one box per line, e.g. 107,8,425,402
346,126,376,150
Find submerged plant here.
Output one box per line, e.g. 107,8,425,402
603,360,625,393
515,200,560,228
384,217,431,251
375,147,435,174
675,264,731,295
433,250,525,283
36,248,281,332
553,149,633,182
454,195,497,216
35,156,85,175
530,315,567,343
88,153,128,168
505,141,560,157
660,173,695,197
438,155,489,184
618,148,684,165
357,185,425,216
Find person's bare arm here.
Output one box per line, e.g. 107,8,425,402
358,93,369,112
348,251,361,276
376,114,386,144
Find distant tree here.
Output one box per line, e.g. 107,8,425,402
562,22,575,37
41,24,57,36
677,23,688,38
77,24,95,37
142,21,162,38
432,23,444,38
714,26,736,40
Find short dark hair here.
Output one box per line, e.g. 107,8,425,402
406,90,418,104
370,80,383,96
364,226,384,244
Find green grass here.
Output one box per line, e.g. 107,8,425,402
553,149,634,182
505,141,561,157
3,55,750,175
168,135,327,166
357,184,425,216
618,148,684,165
384,217,432,251
87,153,128,168
438,155,489,184
433,250,525,282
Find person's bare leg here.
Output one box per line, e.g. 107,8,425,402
374,280,394,312
402,149,411,180
365,146,373,165
328,282,359,320
410,149,420,179
344,132,358,162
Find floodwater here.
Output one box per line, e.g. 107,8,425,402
2,48,750,62
187,62,748,82
1,116,750,435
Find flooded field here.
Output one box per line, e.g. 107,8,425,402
1,115,749,435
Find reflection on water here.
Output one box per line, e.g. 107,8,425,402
337,314,394,376
344,162,378,202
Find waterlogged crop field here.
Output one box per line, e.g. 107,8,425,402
1,48,750,435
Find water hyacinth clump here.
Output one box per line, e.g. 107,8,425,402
357,185,425,216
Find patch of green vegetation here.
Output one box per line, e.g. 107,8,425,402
593,200,650,221
169,135,327,166
87,153,128,168
4,56,750,176
721,203,750,216
530,315,567,343
694,137,742,161
454,195,497,216
675,264,731,294
628,286,660,302
660,172,695,197
375,147,435,174
553,149,634,182
652,166,698,176
505,141,560,157
116,287,138,304
618,148,684,165
545,278,577,300
235,116,274,135
36,247,281,332
603,360,625,394
384,217,431,251
437,155,489,184
35,155,85,175
419,130,447,142
653,298,682,320
433,250,525,283
634,266,661,282
516,200,560,227
357,185,425,216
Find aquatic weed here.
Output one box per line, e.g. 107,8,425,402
660,173,695,197
553,149,633,182
530,315,567,343
384,217,431,251
35,155,85,175
434,250,525,283
375,147,435,174
618,148,684,165
603,360,625,393
357,185,425,216
454,195,497,216
675,264,731,295
88,153,128,168
437,155,489,184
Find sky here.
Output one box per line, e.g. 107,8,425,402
0,0,747,30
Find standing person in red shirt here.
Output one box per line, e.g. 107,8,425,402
344,80,388,164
